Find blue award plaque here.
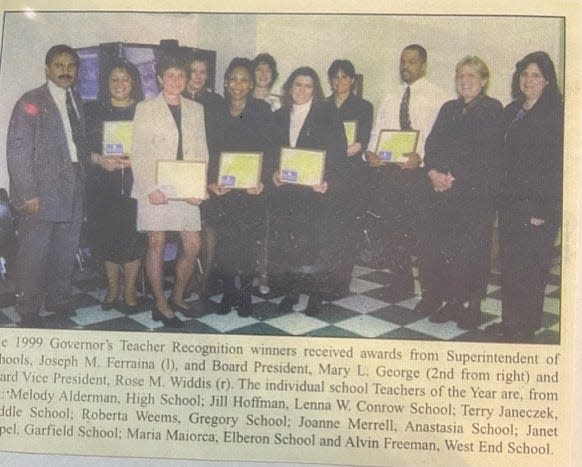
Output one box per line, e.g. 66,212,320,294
220,175,236,187
281,169,298,182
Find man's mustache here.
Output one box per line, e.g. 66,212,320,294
58,74,73,80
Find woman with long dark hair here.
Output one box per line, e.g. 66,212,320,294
487,51,563,342
270,66,349,315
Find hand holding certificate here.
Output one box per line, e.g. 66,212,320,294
374,129,419,164
156,160,207,200
102,121,133,157
278,147,326,187
218,152,263,190
343,120,358,146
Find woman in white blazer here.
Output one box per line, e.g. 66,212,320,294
131,54,209,328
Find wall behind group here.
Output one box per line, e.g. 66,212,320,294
255,14,564,111
0,11,564,190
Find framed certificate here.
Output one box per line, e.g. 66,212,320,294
156,160,207,200
218,152,263,189
278,147,326,186
102,120,133,156
374,129,420,163
343,120,357,146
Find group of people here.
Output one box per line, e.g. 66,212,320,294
6,42,562,342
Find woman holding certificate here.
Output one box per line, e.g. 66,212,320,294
271,66,349,316
208,58,276,317
131,54,209,328
486,52,563,342
325,59,373,299
422,56,504,329
85,59,145,311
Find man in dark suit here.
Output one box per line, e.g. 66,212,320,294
7,44,88,327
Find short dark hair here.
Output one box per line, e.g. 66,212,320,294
327,59,356,81
45,44,79,67
99,59,144,106
223,57,255,86
402,44,427,64
187,50,210,68
156,53,188,78
252,53,279,87
281,66,325,108
511,51,562,105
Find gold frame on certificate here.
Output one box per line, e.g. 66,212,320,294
156,160,207,199
278,146,326,186
374,129,420,163
102,120,133,156
343,120,357,146
218,151,263,190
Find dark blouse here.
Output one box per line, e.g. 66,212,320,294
424,95,504,200
182,88,227,158
274,101,349,198
326,92,373,157
501,94,563,225
84,100,138,197
213,97,278,186
167,103,183,160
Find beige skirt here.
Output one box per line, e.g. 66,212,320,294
136,197,201,232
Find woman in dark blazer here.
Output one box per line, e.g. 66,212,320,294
325,59,373,299
487,51,563,342
208,58,277,317
422,56,504,329
270,66,349,315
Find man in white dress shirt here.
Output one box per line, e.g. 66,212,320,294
364,44,449,307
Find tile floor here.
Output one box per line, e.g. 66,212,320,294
0,260,561,344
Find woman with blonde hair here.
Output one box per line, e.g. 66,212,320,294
421,56,504,329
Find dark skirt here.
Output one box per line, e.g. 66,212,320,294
88,194,145,263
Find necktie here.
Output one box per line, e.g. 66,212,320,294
65,88,82,148
399,86,411,130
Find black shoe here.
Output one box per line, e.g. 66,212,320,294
20,314,42,328
381,276,415,303
484,321,508,336
278,293,299,313
152,307,184,328
510,328,536,342
168,298,193,316
237,293,253,317
217,293,235,315
414,296,443,315
45,303,75,315
304,294,322,316
457,306,481,330
429,301,463,323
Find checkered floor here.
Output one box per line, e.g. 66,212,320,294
0,258,561,344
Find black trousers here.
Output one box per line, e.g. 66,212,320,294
500,210,558,333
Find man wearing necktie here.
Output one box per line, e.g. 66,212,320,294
365,44,450,304
7,44,88,327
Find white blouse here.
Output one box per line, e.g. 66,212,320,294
289,99,312,147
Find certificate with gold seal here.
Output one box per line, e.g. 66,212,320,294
218,152,263,189
343,120,357,146
156,160,207,200
102,120,133,156
375,129,419,163
278,147,326,186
